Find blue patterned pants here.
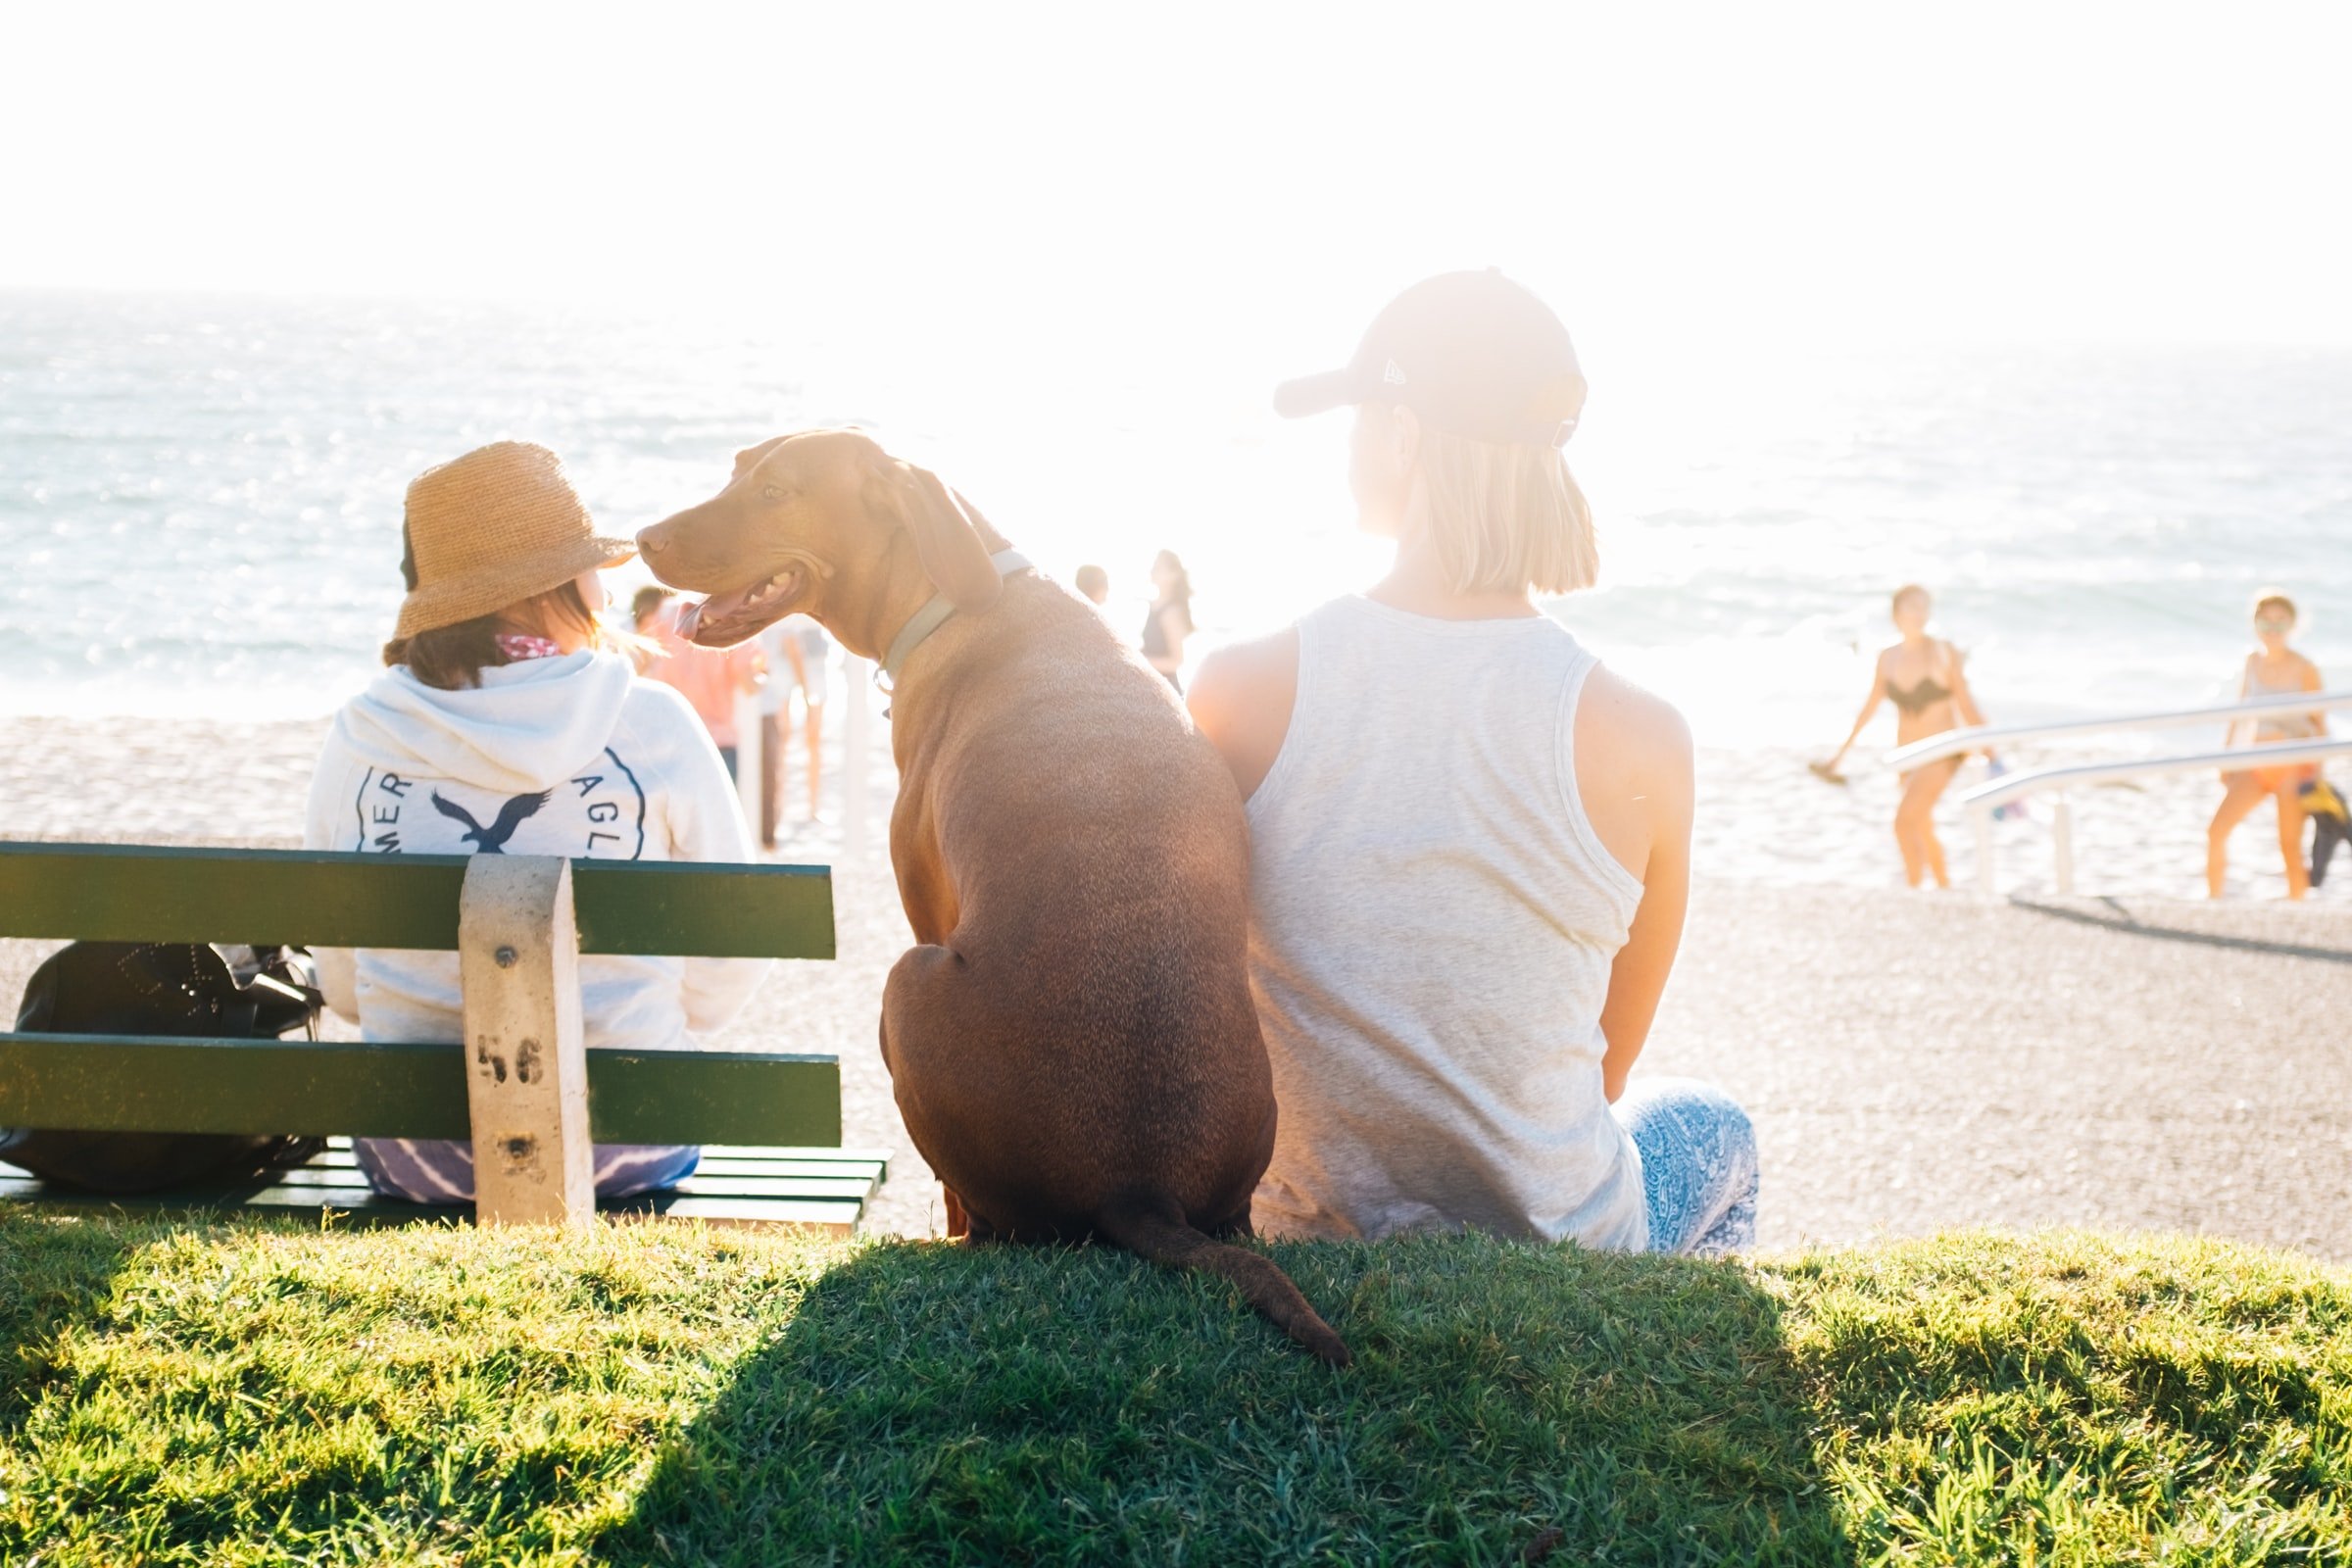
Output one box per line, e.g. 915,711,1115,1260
354,1138,701,1204
1615,1076,1759,1256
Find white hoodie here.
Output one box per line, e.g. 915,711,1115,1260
302,652,767,1051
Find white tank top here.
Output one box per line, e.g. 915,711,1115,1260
1246,596,1648,1249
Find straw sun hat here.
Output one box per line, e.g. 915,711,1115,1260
394,441,637,639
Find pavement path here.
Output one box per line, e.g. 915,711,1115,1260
1644,885,2352,1260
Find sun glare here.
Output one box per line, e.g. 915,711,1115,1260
5,4,2348,353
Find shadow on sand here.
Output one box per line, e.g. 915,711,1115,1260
601,1233,1853,1565
2013,896,2352,965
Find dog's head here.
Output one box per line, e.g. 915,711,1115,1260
636,428,1007,651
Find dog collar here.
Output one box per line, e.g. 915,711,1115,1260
877,549,1033,691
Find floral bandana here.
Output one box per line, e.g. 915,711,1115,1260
494,633,564,662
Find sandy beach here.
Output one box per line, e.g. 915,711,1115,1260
4,708,2347,1261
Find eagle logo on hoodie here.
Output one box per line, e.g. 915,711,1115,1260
354,762,646,858
428,789,553,854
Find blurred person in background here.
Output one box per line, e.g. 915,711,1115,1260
630,585,674,672
2209,589,2328,900
1074,564,1110,606
641,584,764,779
1812,584,1989,890
758,613,833,844
1143,549,1194,690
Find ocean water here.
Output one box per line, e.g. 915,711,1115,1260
5,289,2350,758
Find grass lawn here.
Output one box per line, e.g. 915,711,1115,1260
0,1215,2344,1565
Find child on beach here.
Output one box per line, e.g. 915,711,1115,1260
2209,589,2328,900
302,440,765,1204
1813,585,1990,889
1189,270,1755,1256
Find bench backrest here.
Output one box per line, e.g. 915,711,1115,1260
0,843,832,956
0,842,837,1225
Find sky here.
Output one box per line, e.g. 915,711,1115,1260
5,1,2351,367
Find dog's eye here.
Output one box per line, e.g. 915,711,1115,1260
761,483,788,503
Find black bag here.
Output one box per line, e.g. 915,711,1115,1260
0,942,328,1194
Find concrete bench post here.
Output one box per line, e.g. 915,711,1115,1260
458,855,594,1227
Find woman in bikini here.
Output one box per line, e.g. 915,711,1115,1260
1812,584,1988,888
2207,590,2328,900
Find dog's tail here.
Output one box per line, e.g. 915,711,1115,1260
1096,1194,1350,1366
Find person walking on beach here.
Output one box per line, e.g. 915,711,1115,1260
1190,270,1756,1256
1812,585,1989,889
302,440,765,1203
2208,590,2328,900
757,612,832,843
1143,550,1194,689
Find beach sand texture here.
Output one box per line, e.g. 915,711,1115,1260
3,711,2346,1261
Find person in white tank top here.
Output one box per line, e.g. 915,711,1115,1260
1190,270,1756,1254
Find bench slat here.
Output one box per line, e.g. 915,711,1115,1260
592,1050,843,1147
0,1035,842,1147
699,1145,897,1164
666,1157,887,1180
0,844,834,959
668,1174,877,1200
614,1196,863,1229
289,1139,889,1179
577,861,835,961
217,1166,884,1200
0,1172,867,1233
293,1148,887,1182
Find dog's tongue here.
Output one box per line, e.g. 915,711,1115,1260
676,584,758,646
672,567,804,647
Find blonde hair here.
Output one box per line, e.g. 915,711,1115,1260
1414,427,1598,597
2253,587,2297,623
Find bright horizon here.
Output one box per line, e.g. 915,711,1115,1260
8,1,2352,743
6,2,2352,364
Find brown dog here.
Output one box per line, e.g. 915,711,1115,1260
636,429,1347,1364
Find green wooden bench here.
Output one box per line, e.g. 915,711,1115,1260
0,842,885,1231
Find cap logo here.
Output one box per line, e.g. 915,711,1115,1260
1383,360,1407,386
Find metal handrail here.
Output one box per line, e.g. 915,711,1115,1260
1960,736,2352,898
1885,688,2352,772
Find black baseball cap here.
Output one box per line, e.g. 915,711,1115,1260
1272,269,1586,448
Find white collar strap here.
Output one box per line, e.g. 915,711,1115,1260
877,549,1033,688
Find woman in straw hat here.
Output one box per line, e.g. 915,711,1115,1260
302,441,766,1204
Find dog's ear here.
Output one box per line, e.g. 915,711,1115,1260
866,459,1003,612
